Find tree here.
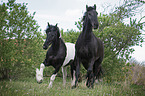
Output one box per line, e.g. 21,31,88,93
61,29,80,43
0,0,45,79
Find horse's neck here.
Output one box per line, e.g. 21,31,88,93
52,38,61,51
82,19,92,39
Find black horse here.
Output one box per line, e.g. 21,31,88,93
36,23,75,88
71,4,104,88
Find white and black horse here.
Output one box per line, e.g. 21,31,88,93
71,4,104,88
36,23,75,88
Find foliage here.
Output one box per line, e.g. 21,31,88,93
126,59,145,85
112,0,145,20
61,29,80,44
0,0,45,79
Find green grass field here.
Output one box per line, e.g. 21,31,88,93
0,77,144,96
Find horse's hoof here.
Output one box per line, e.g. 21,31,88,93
87,85,94,89
71,85,76,89
86,82,90,88
90,85,94,89
37,80,43,84
48,85,52,89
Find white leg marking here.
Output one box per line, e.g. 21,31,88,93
71,70,76,87
40,63,45,80
36,63,45,83
48,74,57,88
36,68,40,82
62,67,65,86
40,63,45,69
62,67,67,86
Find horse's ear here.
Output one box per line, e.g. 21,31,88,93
82,12,86,21
94,4,96,10
86,5,88,10
48,22,50,27
55,23,58,27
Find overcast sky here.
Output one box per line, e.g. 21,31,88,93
15,0,124,31
1,0,145,63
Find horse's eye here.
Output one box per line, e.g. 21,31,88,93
88,13,91,15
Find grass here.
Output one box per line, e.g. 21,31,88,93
0,77,144,96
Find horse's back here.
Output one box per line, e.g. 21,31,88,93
63,43,75,66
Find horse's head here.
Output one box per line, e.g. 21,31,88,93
83,4,99,29
43,22,60,50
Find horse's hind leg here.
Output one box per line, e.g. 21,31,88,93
70,61,76,88
62,66,67,86
71,56,80,88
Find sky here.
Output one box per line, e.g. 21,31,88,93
1,0,145,63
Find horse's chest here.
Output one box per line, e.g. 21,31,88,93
77,45,92,59
46,50,66,66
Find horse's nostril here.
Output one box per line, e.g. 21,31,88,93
43,46,47,50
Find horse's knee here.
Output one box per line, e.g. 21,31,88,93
40,63,45,69
50,74,57,81
87,68,93,76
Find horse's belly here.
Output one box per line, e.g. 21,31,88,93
63,43,75,66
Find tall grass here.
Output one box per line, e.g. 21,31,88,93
127,60,145,85
0,77,144,96
130,64,145,85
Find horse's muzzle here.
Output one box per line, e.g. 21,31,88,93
43,46,47,50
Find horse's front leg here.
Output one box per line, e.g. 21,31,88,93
48,73,57,88
86,58,96,88
36,63,45,83
48,66,61,88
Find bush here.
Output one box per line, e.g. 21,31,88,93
0,0,45,80
127,60,145,85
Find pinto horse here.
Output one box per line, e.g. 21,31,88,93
71,4,104,88
36,23,75,88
